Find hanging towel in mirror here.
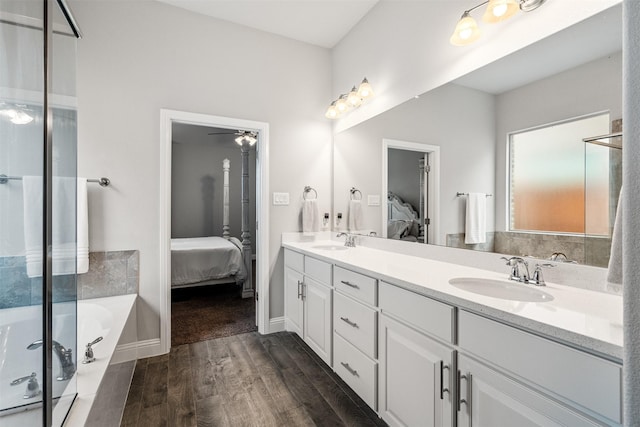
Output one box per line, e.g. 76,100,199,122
23,177,90,277
302,199,320,233
465,193,487,244
348,199,364,231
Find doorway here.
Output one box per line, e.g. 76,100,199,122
382,139,440,245
159,110,270,353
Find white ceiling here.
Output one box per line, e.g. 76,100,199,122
155,0,379,48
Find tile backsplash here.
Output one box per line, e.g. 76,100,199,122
0,250,139,309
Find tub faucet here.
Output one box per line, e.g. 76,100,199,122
10,372,41,399
337,232,356,247
500,256,530,283
27,339,76,381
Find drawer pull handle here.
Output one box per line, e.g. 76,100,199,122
341,362,359,377
297,280,303,299
440,361,450,400
340,317,359,328
340,280,360,289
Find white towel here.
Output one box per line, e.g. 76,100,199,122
23,177,89,277
607,187,623,286
464,193,487,244
348,199,363,231
302,199,319,233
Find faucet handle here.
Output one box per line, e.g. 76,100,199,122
82,336,103,364
530,263,555,286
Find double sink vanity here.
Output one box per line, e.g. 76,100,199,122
282,234,623,426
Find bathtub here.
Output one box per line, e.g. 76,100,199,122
0,294,137,427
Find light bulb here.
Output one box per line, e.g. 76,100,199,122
357,78,374,99
325,101,339,119
336,94,349,113
347,86,362,108
483,0,519,23
450,12,481,46
235,136,244,145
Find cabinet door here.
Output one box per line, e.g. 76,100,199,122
379,314,453,427
304,277,332,365
284,267,304,338
457,355,604,427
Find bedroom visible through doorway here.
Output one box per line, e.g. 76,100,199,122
170,123,257,346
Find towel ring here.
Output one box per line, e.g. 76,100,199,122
350,187,362,200
303,186,318,200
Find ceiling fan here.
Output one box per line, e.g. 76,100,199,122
208,129,258,146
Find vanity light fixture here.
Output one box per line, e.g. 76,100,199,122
450,0,546,46
325,77,374,120
235,131,257,146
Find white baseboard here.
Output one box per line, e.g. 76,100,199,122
112,338,164,363
269,316,285,333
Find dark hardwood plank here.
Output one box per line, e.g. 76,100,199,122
281,333,380,427
195,395,229,427
141,358,168,408
189,340,218,401
138,403,169,427
168,345,197,427
260,334,346,426
121,359,148,426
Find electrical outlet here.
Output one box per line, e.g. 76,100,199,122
335,212,343,228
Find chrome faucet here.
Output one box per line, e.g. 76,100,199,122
337,232,356,247
500,256,530,283
10,372,41,399
27,339,76,381
529,263,555,286
82,336,103,364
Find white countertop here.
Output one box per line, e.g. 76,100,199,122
283,239,623,362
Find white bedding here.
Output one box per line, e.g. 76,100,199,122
171,236,246,287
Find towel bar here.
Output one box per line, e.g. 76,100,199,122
456,192,492,197
0,174,111,187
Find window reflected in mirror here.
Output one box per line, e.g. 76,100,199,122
509,113,610,235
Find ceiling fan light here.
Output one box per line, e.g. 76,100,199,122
450,12,481,46
357,78,374,99
483,0,519,23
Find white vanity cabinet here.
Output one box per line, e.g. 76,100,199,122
284,249,333,365
457,311,622,427
378,282,455,427
332,266,379,410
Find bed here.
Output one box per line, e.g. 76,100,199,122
171,236,246,288
170,156,254,298
387,191,422,242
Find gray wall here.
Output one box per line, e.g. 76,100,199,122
72,0,332,342
171,132,257,255
388,148,423,214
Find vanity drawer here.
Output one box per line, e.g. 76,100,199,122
334,266,377,306
334,292,377,359
334,333,377,411
284,249,304,273
304,256,332,285
379,281,455,344
458,310,622,424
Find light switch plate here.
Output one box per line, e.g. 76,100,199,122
273,192,290,205
368,195,381,206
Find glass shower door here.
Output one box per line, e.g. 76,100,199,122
0,1,79,425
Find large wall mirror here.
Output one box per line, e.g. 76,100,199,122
333,4,622,268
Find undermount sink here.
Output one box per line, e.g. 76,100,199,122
448,277,554,302
312,244,349,251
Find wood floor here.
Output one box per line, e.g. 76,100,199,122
121,331,387,427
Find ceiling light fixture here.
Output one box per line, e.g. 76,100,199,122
450,0,546,46
325,77,374,120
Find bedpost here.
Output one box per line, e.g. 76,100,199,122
240,144,253,298
222,158,230,239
